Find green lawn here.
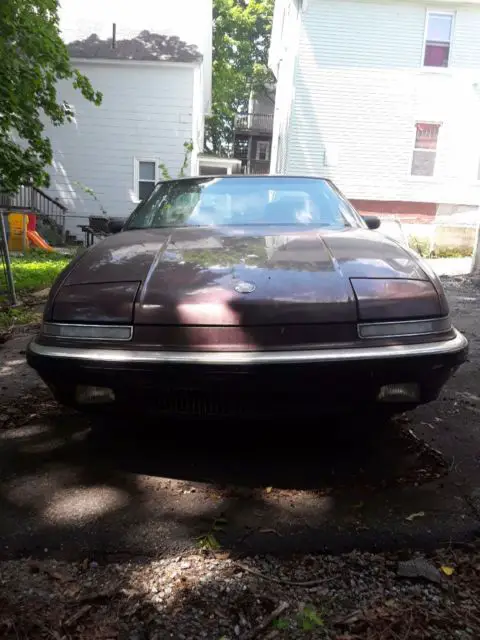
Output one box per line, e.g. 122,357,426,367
8,250,72,294
0,250,73,332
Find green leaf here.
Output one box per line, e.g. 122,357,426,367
206,0,274,154
297,605,324,631
0,0,102,194
272,618,289,630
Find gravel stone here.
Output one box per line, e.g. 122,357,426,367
0,544,478,639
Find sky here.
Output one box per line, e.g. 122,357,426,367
58,0,211,52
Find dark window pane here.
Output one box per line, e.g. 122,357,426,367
139,161,155,181
411,150,436,176
139,181,155,200
424,42,450,67
199,166,228,175
256,142,270,161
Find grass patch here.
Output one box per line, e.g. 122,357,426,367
408,237,473,259
2,250,71,295
0,306,42,331
0,250,73,335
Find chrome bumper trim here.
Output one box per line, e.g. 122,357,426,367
27,330,468,366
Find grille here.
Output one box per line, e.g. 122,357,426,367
149,388,292,418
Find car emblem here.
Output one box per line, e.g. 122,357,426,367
234,281,256,294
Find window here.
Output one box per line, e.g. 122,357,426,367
256,141,270,161
423,12,454,68
411,123,440,177
136,160,157,201
124,176,367,230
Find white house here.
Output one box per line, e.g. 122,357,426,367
44,0,212,239
269,0,480,222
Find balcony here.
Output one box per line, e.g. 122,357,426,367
247,160,270,175
234,113,274,134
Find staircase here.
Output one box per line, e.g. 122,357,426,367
0,185,68,243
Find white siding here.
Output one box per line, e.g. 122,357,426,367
269,0,303,173
43,62,195,238
282,0,480,205
59,0,212,114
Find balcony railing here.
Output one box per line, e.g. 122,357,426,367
242,159,270,175
234,113,274,134
0,185,67,238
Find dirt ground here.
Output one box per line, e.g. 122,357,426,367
0,275,479,638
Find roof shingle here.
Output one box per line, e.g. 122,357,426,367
67,30,202,63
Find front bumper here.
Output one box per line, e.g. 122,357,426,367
26,330,468,417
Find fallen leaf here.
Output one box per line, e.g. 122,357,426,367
406,511,425,521
441,565,455,576
265,486,273,493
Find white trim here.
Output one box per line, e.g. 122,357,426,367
421,9,455,69
191,64,203,175
133,157,160,202
70,57,200,69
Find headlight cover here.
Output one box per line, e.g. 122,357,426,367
350,278,443,321
50,282,140,324
42,323,132,341
358,316,452,339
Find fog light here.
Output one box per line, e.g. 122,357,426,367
377,383,420,403
76,385,115,404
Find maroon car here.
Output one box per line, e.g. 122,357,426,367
27,176,468,422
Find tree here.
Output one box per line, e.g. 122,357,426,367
206,0,274,156
0,0,102,195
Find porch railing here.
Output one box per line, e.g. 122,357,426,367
0,185,67,239
234,113,274,134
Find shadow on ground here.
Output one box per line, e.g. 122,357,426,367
0,396,470,561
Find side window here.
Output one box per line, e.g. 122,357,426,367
411,123,440,177
256,141,271,161
136,160,157,201
423,12,454,68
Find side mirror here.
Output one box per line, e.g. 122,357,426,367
362,215,381,230
108,218,124,234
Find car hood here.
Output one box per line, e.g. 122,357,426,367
61,226,430,325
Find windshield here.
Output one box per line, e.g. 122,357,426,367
124,177,366,230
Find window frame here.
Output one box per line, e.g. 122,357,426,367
133,157,160,202
421,9,455,69
255,140,271,162
410,121,442,179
